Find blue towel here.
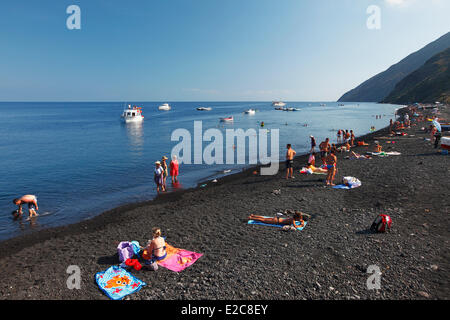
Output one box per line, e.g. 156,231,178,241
95,266,146,300
333,184,361,189
248,218,307,231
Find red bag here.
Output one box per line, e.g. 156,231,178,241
370,214,392,233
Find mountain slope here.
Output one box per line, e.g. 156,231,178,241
382,48,450,104
338,32,450,102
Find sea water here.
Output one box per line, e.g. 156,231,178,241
0,101,400,240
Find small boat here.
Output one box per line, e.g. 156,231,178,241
158,103,171,111
287,107,295,111
272,101,286,107
197,107,212,111
220,116,234,122
244,109,256,115
274,107,284,111
121,105,144,123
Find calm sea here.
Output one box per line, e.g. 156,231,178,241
0,101,400,240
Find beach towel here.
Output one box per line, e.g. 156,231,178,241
248,217,307,231
367,152,388,157
95,266,146,300
156,243,203,272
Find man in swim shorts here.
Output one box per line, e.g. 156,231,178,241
319,138,331,165
285,144,296,179
13,195,39,219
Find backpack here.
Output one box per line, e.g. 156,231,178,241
117,242,135,262
370,214,392,233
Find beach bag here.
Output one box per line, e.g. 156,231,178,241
343,176,361,188
370,214,392,233
117,242,135,263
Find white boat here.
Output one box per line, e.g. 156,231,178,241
220,116,234,122
272,101,286,107
197,107,212,111
121,105,144,123
158,103,171,111
244,109,256,115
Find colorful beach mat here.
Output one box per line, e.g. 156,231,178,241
95,266,146,300
156,243,203,272
248,217,307,231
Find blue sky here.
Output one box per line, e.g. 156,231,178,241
0,0,449,101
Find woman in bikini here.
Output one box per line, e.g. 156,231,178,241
143,227,167,270
248,211,305,228
325,150,337,186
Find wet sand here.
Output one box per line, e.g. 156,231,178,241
0,106,449,300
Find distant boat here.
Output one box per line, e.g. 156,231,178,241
272,101,286,107
158,103,171,111
197,107,212,111
121,104,144,123
274,107,284,111
220,116,234,122
244,109,256,115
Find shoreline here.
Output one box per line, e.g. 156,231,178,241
3,104,448,300
0,107,405,255
0,104,450,300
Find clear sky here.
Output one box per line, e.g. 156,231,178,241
0,0,449,101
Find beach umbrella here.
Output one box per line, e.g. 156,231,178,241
432,119,441,132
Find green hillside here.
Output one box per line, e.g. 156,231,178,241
338,32,450,102
382,47,450,104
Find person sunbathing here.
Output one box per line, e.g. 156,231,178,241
374,142,382,153
350,151,371,159
142,227,167,270
308,164,327,173
248,211,305,228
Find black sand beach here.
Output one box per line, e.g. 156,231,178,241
0,106,449,300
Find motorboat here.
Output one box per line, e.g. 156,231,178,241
272,101,286,107
121,105,144,123
158,103,171,111
197,107,212,111
220,116,234,122
244,109,256,115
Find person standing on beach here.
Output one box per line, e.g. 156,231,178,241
154,161,165,193
430,126,437,145
310,135,316,153
350,130,355,147
13,195,39,219
319,138,331,165
325,150,337,186
286,144,296,179
161,156,169,189
170,155,179,184
337,130,342,143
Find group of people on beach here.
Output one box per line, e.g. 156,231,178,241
154,155,179,193
305,130,355,185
